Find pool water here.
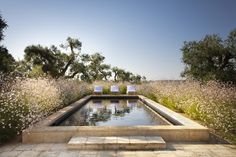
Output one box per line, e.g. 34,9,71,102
58,99,170,126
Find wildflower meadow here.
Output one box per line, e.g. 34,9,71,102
0,74,91,142
0,74,235,143
138,81,236,141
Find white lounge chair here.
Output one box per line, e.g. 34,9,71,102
110,85,119,94
94,85,103,94
126,85,136,94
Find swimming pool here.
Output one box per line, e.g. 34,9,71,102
22,95,209,143
58,98,171,126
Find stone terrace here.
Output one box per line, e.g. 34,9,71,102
0,142,235,157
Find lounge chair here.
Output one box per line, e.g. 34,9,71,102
126,85,136,94
94,85,103,94
110,85,119,94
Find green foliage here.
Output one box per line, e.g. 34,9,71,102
0,14,15,74
0,14,7,41
24,37,82,78
131,74,142,84
0,47,15,73
181,28,236,83
111,67,143,83
28,65,45,78
81,53,112,81
146,93,158,102
184,103,201,120
103,87,110,94
159,97,180,112
22,39,145,82
0,95,27,142
119,84,127,94
111,67,120,82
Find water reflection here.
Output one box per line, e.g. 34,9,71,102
112,100,130,116
59,99,170,126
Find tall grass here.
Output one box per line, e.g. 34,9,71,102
1,76,235,143
137,81,236,141
0,75,91,143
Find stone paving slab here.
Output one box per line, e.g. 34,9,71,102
18,150,41,157
68,137,87,145
50,144,68,151
68,136,166,150
104,137,117,144
38,151,59,157
117,137,129,144
86,137,105,144
129,136,147,144
0,150,22,157
0,142,235,157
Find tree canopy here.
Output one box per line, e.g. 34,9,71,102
0,47,15,73
21,37,144,83
0,15,7,41
0,14,15,73
0,14,144,82
181,28,236,83
24,37,82,78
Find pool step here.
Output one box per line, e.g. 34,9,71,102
68,136,166,150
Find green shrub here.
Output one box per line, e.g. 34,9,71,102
159,97,176,111
103,87,110,94
184,103,201,120
147,93,157,102
119,85,127,94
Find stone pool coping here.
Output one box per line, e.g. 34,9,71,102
22,95,209,143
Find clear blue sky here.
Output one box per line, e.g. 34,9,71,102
1,0,236,80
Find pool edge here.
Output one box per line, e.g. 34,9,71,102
22,95,209,143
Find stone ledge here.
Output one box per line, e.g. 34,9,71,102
138,95,205,127
68,136,166,150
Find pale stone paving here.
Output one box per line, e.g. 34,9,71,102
68,136,166,150
0,142,235,157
